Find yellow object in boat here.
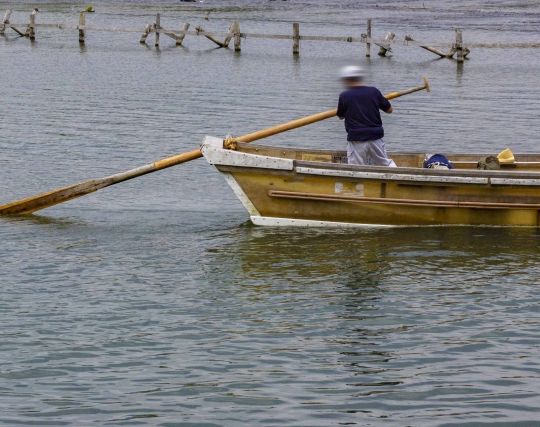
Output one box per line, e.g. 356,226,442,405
497,148,515,164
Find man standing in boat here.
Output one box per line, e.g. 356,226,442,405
337,66,396,167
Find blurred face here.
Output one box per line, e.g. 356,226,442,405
341,77,362,88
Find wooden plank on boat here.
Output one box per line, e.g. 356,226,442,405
294,166,490,185
222,174,260,216
201,136,295,170
490,178,540,186
268,190,540,210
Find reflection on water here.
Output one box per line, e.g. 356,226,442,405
196,225,540,424
0,213,80,227
2,216,540,424
218,225,540,281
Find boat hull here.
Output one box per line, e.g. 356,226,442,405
202,136,540,227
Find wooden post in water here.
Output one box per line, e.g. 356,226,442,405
233,21,241,52
140,24,151,44
366,18,372,57
154,13,160,47
0,9,12,36
27,9,37,40
78,12,85,44
177,22,189,46
455,29,464,63
378,31,395,56
292,22,300,55
222,22,235,48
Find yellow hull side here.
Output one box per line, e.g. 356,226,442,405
228,169,540,227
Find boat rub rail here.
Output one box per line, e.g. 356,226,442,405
268,190,540,210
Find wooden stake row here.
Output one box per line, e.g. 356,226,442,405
1,10,475,64
0,8,39,38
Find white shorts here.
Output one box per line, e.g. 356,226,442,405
347,138,397,167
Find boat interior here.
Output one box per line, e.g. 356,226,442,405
236,143,540,172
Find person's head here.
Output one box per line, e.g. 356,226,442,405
339,65,364,88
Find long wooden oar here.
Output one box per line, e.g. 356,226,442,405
0,78,430,215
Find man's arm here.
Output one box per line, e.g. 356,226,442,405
378,89,393,114
337,93,346,119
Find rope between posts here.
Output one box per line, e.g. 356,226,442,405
3,20,540,49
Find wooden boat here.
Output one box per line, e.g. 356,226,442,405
201,136,540,227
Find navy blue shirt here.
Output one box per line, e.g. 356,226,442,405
337,86,391,142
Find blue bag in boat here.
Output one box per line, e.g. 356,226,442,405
423,154,453,170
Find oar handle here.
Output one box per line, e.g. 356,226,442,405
143,78,430,172
0,78,431,216
229,76,430,145
385,76,431,100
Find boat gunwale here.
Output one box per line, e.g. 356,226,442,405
203,138,540,183
235,143,540,179
201,138,540,227
238,142,540,158
293,160,540,180
239,142,540,160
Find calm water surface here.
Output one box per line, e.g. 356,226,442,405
1,0,540,425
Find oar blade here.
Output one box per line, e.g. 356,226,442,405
0,150,201,216
0,79,430,216
0,178,110,215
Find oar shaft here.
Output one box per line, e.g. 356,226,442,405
118,80,429,172
0,150,204,215
385,84,428,100
153,148,201,170
99,149,203,185
233,78,430,144
0,78,429,215
111,80,430,174
235,109,337,144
